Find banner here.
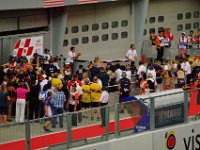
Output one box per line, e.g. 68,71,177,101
44,0,64,8
13,36,43,61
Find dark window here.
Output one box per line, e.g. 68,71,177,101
143,29,147,36
92,35,99,43
185,12,191,19
82,37,89,44
82,25,89,32
102,22,109,29
63,40,68,46
145,18,147,24
193,22,199,29
149,28,155,34
121,32,128,39
177,13,183,20
149,17,155,23
185,23,191,30
158,27,164,33
112,21,118,28
112,33,118,40
71,38,79,45
177,24,183,31
121,20,128,27
102,34,109,41
92,24,99,31
71,26,79,33
158,16,164,23
193,11,199,18
65,27,68,34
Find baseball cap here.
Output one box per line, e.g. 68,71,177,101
182,32,185,34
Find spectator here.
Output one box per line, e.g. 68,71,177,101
16,82,30,123
100,87,109,127
52,87,66,128
43,91,54,132
155,31,165,62
99,67,109,88
178,32,188,56
0,84,11,125
90,76,102,121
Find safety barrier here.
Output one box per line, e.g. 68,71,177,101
0,88,199,150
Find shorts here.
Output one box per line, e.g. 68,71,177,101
81,102,91,108
0,106,8,115
91,102,100,108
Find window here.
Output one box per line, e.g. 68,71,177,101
112,21,118,28
193,11,199,18
71,26,79,33
82,37,89,44
92,35,99,43
194,22,199,29
143,29,147,36
149,28,155,34
177,24,183,31
112,33,118,40
185,23,191,30
177,13,183,20
185,12,191,19
82,25,89,32
145,19,147,24
149,17,155,23
102,22,109,29
65,27,68,34
92,24,99,31
71,38,79,45
121,32,128,39
158,16,164,23
102,34,109,41
63,40,68,46
158,27,164,33
121,20,128,27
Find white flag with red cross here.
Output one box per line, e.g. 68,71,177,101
13,36,43,61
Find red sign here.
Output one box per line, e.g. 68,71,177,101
44,0,64,7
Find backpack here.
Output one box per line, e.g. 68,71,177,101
119,78,131,97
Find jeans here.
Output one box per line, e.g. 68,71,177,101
52,107,63,128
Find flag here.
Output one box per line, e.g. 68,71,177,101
78,0,98,4
13,36,43,61
44,0,64,8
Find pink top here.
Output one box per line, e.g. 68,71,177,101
16,88,29,99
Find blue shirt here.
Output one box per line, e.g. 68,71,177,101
54,91,66,108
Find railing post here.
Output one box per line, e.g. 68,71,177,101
67,113,72,149
150,97,155,131
115,104,120,138
105,105,110,141
25,121,31,150
184,90,189,123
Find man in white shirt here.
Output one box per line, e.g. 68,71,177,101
137,61,147,79
125,44,138,63
66,47,81,63
100,87,109,126
183,58,191,85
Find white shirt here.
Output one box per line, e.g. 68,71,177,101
66,51,75,63
97,79,102,88
147,69,156,81
40,79,48,91
137,65,147,78
100,91,109,104
183,61,191,75
164,65,168,71
126,49,137,62
115,69,122,83
126,70,132,81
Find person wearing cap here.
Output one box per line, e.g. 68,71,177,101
179,32,188,56
118,71,131,113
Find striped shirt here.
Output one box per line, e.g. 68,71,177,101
54,91,66,108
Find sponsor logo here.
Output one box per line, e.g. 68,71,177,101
165,130,176,149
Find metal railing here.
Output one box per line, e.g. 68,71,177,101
0,88,200,150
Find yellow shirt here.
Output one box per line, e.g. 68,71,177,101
51,78,63,89
90,82,102,102
81,84,91,103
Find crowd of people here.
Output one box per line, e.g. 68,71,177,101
1,28,200,132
